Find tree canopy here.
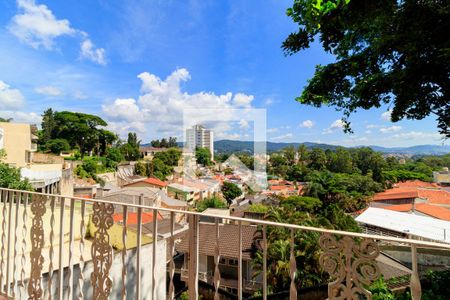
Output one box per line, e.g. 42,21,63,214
221,181,243,204
195,147,212,166
283,0,450,137
40,109,116,156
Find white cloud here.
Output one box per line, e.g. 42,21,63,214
271,133,293,141
379,125,402,133
9,0,106,65
9,0,76,49
381,110,392,121
365,130,372,134
392,131,443,140
35,85,63,96
102,68,257,138
0,111,41,125
80,39,106,65
102,98,143,123
323,119,344,134
0,80,25,110
267,127,278,133
232,93,254,107
366,124,381,129
299,120,314,129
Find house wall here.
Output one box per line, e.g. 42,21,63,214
0,122,33,167
15,240,167,300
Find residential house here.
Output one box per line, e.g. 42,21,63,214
0,122,37,167
167,183,198,202
176,223,262,296
124,177,168,191
433,167,450,186
356,207,450,243
139,146,169,160
369,180,450,220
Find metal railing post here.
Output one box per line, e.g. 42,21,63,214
188,214,199,300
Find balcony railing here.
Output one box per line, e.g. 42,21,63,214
0,187,449,299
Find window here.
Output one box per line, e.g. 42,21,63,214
219,258,226,265
228,259,238,266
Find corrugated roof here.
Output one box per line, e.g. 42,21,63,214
356,207,450,243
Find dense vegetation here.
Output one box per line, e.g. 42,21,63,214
135,148,182,180
150,137,178,148
0,150,32,190
221,181,243,204
40,109,117,156
252,196,360,293
195,196,227,212
240,146,450,213
283,0,450,137
195,147,212,166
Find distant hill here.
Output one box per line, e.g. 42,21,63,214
214,140,450,155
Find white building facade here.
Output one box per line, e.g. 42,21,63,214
186,124,214,160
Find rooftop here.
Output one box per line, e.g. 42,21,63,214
356,207,450,243
176,223,257,260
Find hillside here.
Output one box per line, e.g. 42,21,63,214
213,140,450,155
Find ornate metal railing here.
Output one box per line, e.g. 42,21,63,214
0,187,449,300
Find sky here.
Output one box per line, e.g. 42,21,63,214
0,0,446,148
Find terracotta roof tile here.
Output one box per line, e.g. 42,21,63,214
382,204,413,212
373,189,418,201
379,203,450,221
395,180,438,188
417,189,450,205
415,204,450,221
113,212,163,225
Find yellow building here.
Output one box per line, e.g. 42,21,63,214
0,122,37,167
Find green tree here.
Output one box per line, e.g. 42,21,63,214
195,147,212,166
0,162,33,190
196,197,227,212
40,108,56,145
308,148,327,171
0,117,12,122
45,138,70,154
221,181,242,204
48,111,108,156
121,132,140,161
283,0,450,137
327,147,353,173
154,148,181,166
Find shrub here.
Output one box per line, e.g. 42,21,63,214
45,138,70,154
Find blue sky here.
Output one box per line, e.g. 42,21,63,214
0,0,446,147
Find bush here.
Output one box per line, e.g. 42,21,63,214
246,203,269,213
196,197,227,212
106,147,124,163
45,138,70,154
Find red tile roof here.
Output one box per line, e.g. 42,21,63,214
380,203,450,221
113,212,163,225
269,185,295,191
415,204,450,221
417,189,450,205
125,177,168,187
382,204,413,212
395,180,438,188
373,189,419,201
